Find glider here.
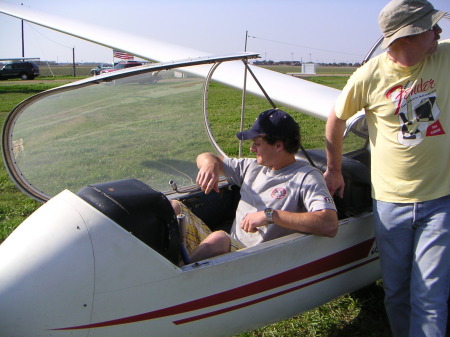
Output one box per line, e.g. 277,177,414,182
0,2,380,336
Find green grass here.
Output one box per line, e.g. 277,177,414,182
260,65,357,76
207,82,328,155
237,280,390,337
0,82,65,242
0,71,391,336
37,65,93,77
6,74,218,197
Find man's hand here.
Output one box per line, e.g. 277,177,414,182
240,211,267,233
324,169,345,199
196,153,224,194
196,161,220,194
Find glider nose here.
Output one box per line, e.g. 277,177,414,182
0,192,95,336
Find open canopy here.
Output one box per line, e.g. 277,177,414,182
2,53,259,201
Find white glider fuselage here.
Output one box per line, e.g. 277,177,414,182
0,2,380,336
0,190,378,337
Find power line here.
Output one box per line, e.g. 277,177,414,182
247,34,364,58
25,21,73,49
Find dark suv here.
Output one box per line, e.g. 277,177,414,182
0,62,40,80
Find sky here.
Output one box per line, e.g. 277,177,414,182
0,0,449,64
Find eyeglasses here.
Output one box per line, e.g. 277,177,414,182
429,24,440,32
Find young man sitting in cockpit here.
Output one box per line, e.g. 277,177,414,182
172,109,338,263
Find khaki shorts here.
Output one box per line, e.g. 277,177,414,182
177,201,243,254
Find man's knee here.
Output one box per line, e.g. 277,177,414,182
170,200,181,215
203,231,231,254
190,231,231,262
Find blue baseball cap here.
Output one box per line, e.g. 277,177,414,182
236,109,299,141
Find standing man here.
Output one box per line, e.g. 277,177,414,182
324,1,449,336
174,109,338,263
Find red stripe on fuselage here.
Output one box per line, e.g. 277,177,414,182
53,238,375,330
173,256,379,325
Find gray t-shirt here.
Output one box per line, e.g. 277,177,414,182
223,158,336,247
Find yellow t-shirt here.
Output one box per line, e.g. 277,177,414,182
335,40,450,203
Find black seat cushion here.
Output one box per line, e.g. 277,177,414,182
297,149,372,218
77,179,180,264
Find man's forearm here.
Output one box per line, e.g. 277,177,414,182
240,209,338,238
325,110,346,173
196,152,224,173
273,209,338,238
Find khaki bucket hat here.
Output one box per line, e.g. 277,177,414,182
379,0,446,49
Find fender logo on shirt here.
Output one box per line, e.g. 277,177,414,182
271,188,287,199
386,79,445,147
386,78,436,114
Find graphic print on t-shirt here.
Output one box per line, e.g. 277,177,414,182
271,187,287,199
387,79,445,147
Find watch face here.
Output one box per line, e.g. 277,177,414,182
265,208,274,224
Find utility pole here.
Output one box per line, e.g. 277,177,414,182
239,30,249,157
72,47,76,77
244,30,248,52
21,4,24,59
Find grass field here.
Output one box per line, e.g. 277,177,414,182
34,64,357,78
0,67,392,336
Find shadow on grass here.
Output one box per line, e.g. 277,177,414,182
333,281,450,337
331,282,391,337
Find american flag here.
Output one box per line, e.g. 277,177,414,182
113,50,134,60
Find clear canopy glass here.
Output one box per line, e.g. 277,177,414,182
2,55,258,201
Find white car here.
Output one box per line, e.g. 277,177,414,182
90,63,113,75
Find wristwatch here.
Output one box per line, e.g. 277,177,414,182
264,208,274,224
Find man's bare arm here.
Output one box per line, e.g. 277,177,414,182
241,209,338,238
324,109,347,198
196,152,225,194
